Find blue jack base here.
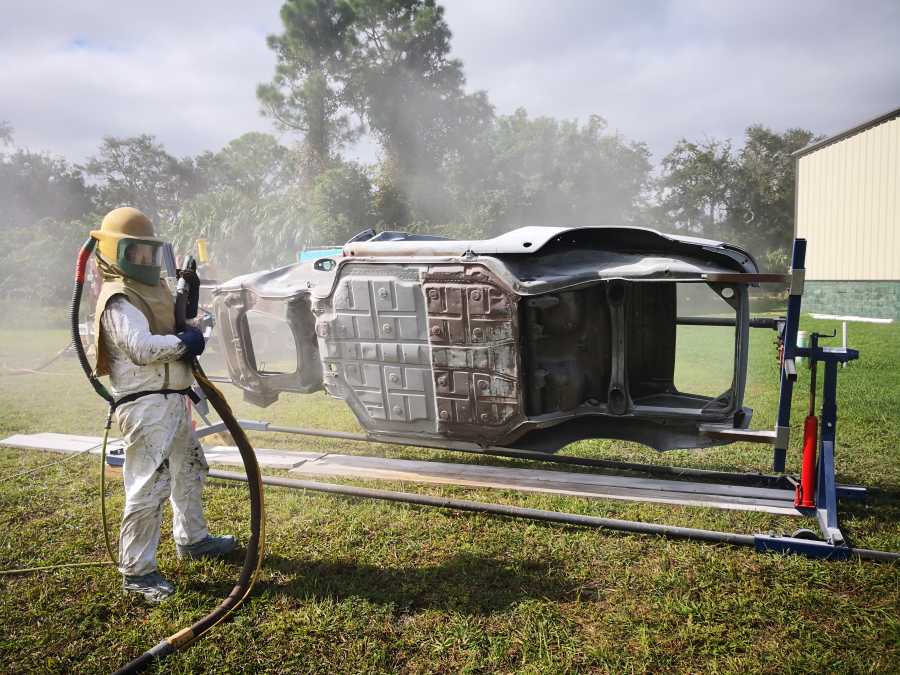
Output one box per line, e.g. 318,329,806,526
754,534,851,560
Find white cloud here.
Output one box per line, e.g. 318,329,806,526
442,0,900,159
2,0,898,164
1,1,283,161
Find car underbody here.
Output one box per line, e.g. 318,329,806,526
212,226,777,453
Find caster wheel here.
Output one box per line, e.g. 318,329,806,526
791,528,821,541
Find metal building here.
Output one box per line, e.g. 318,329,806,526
794,106,900,320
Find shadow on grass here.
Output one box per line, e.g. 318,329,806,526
265,552,578,613
842,492,900,527
184,551,579,615
852,482,900,501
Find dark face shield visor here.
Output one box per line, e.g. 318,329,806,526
117,239,163,286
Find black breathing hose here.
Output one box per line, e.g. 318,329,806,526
71,238,113,405
71,238,265,674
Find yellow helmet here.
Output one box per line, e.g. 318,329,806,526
90,207,165,285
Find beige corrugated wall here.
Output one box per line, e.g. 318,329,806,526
796,115,900,280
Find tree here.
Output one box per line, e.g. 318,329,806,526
258,0,358,178
173,132,300,276
732,125,818,256
344,0,493,214
0,121,12,147
259,0,492,225
0,127,97,308
195,132,298,198
655,125,819,261
444,109,653,237
83,135,200,226
0,149,94,230
171,128,377,275
655,138,737,240
1,216,94,307
306,160,375,242
371,161,411,228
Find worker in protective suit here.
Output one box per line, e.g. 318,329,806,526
91,207,235,603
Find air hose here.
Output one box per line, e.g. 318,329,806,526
71,238,266,674
72,239,119,571
71,238,114,406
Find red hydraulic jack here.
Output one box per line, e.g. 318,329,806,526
795,358,818,509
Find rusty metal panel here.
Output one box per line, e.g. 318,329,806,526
424,264,525,445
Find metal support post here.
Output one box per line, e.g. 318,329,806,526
816,359,842,544
841,321,849,367
773,238,806,472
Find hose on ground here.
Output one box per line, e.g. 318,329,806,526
0,245,121,577
0,343,70,376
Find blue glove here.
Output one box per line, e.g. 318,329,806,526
177,327,206,358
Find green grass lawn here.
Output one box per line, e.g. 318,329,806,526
1,317,899,673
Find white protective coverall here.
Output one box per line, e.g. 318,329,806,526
101,297,209,576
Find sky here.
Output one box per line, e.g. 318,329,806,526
1,0,898,165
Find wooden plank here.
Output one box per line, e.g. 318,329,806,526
1,434,321,470
202,445,325,470
1,433,106,454
699,425,777,444
290,466,797,514
701,273,789,284
3,433,800,514
291,453,792,501
288,454,800,515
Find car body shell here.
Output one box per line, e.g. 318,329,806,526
212,226,767,452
